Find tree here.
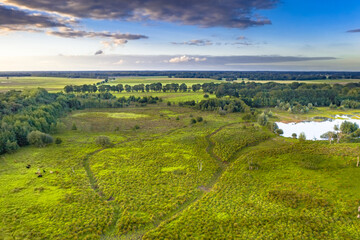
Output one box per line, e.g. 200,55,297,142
299,132,306,142
71,123,77,130
340,121,359,134
27,131,53,147
257,113,268,126
196,116,203,122
292,133,297,139
95,136,111,147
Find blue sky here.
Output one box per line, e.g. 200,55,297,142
0,0,359,70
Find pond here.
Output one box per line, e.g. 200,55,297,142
276,115,360,140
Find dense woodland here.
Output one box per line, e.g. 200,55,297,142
2,71,360,80
0,89,160,154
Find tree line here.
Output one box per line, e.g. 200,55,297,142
0,89,161,155
64,83,204,93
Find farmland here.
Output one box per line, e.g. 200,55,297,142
0,77,101,92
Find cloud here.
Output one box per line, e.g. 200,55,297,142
47,27,148,46
0,4,148,45
236,36,247,40
94,50,103,55
171,39,213,46
0,54,340,71
0,5,68,32
347,29,360,33
167,55,207,63
3,0,279,28
114,59,124,65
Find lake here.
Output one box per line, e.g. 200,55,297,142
276,115,360,140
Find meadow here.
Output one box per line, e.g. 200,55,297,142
1,76,360,239
0,77,101,92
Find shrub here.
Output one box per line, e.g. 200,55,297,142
176,116,180,120
167,101,171,106
299,132,306,142
190,118,197,124
275,129,284,135
55,137,63,144
257,113,268,126
71,123,77,130
133,125,140,130
27,131,53,147
196,116,203,122
203,94,209,98
292,133,297,139
95,136,111,147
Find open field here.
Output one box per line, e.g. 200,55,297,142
0,77,102,92
241,79,360,84
108,76,220,86
1,101,360,239
2,75,359,93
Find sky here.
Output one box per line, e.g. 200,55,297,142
0,0,359,71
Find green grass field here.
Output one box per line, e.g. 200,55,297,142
1,101,360,239
1,75,358,93
108,76,220,86
0,77,102,92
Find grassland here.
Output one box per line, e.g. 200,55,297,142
2,89,360,239
240,79,360,85
0,77,102,92
108,76,219,86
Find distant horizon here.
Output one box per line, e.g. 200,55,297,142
1,0,360,70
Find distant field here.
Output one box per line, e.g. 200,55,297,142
108,76,220,86
113,91,216,103
241,79,360,84
2,76,358,93
0,77,101,92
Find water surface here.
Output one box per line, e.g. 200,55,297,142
276,115,360,140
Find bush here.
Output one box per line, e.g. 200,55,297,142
95,136,111,147
167,101,171,106
275,129,284,135
204,94,209,98
190,118,197,124
196,116,203,122
133,125,140,130
71,123,77,130
292,133,297,139
55,137,63,144
299,132,306,142
257,113,268,126
27,131,53,147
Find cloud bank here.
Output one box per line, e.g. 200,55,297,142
3,0,278,28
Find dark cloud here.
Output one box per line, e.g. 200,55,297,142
347,29,360,33
47,28,148,45
94,50,103,55
0,5,66,31
171,39,213,46
0,5,148,45
4,0,278,28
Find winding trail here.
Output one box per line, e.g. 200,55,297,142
83,122,261,239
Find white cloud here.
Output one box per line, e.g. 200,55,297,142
168,55,207,63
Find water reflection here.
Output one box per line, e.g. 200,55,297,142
276,115,360,140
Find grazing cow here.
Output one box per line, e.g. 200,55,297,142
50,171,54,174
37,174,42,178
43,169,46,173
26,164,31,169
